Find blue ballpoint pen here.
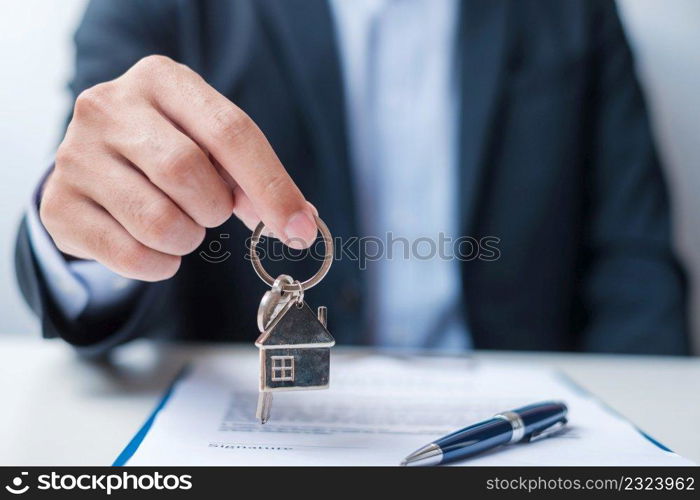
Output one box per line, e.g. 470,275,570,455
400,401,568,466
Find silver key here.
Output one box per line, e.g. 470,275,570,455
256,274,293,332
249,216,335,423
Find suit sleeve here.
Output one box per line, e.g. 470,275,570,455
576,1,690,354
14,0,179,355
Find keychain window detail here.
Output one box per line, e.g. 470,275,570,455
270,356,295,382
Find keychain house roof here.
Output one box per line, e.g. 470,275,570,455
256,299,335,391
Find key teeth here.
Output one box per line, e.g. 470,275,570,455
256,392,273,424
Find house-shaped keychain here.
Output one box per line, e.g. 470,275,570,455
255,298,335,423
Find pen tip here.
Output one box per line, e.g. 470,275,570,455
399,444,443,466
399,460,407,466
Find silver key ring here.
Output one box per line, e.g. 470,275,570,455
291,279,304,306
250,215,333,292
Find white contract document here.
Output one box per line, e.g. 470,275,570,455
118,351,693,466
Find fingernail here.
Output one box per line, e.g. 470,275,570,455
284,211,317,249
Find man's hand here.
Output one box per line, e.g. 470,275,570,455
40,55,318,281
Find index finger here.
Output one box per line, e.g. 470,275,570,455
136,56,317,248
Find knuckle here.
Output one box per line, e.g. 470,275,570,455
54,139,85,175
211,107,253,142
53,143,92,195
158,145,202,183
115,241,181,281
38,186,61,227
39,177,72,230
195,187,234,229
260,173,288,199
132,54,174,77
38,192,54,222
92,226,114,258
54,143,76,170
73,83,114,119
206,192,234,228
140,199,183,246
112,238,150,275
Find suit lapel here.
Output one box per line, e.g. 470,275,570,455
457,0,511,235
256,0,357,242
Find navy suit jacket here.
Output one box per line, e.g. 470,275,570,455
15,0,690,355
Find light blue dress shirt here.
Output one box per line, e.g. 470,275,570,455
331,0,469,349
28,0,471,349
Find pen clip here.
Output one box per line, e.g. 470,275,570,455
524,418,568,443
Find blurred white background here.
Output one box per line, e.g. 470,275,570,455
0,0,88,334
0,0,698,352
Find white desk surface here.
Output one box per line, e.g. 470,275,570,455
1,337,698,465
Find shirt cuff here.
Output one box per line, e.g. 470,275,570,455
26,168,142,321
